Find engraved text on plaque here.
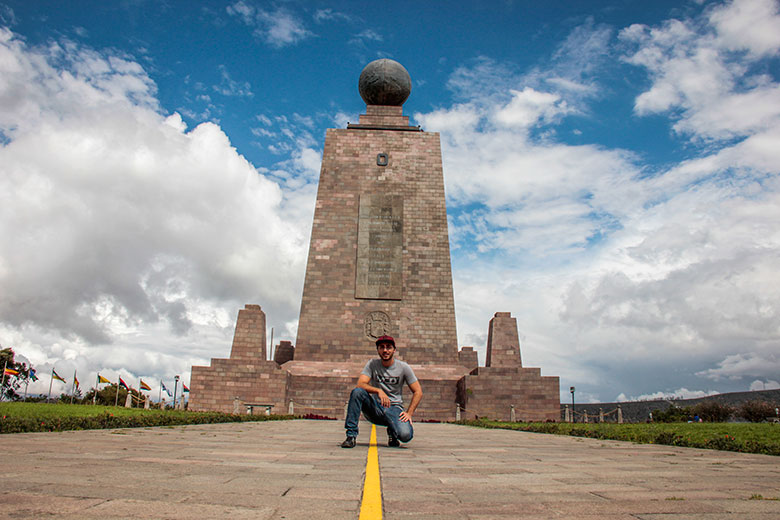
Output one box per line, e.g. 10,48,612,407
355,194,403,299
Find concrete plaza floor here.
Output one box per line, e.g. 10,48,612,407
1,419,779,519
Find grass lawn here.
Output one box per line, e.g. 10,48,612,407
0,402,293,433
459,419,780,456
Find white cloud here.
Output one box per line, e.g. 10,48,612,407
0,29,314,390
493,88,570,129
226,3,312,48
697,353,780,381
616,388,720,402
621,0,780,141
709,0,780,57
313,9,352,23
749,379,780,391
213,64,253,97
414,4,780,401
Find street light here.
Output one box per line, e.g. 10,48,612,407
172,375,180,410
570,386,576,423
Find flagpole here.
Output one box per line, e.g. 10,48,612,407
158,380,162,406
93,374,98,405
47,368,54,403
114,379,119,407
70,369,76,404
23,367,29,401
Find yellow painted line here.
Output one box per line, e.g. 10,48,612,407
358,424,382,519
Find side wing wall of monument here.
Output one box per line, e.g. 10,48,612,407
295,120,458,365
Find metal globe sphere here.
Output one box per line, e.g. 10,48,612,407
358,59,412,106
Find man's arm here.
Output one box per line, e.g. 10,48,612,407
356,373,391,407
399,380,422,422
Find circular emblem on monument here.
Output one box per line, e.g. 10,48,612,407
364,311,391,340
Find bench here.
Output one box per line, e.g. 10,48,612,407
244,403,274,416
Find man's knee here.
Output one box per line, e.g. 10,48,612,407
349,387,369,401
396,422,413,443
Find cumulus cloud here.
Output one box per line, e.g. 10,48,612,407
0,28,313,394
616,388,720,402
416,1,780,400
697,353,780,381
749,379,780,391
620,0,780,141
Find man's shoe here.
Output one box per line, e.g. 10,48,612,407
341,436,356,448
388,435,400,448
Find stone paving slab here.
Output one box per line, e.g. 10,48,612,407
1,420,779,519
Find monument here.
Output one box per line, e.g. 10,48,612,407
190,59,559,421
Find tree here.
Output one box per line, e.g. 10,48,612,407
1,347,33,401
83,383,143,407
739,400,776,422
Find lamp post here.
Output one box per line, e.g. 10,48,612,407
172,375,179,410
570,386,576,423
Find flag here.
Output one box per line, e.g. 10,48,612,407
28,368,38,381
161,381,172,397
52,369,66,383
119,377,129,389
98,374,110,384
182,383,190,393
3,368,19,376
140,379,151,391
74,375,80,389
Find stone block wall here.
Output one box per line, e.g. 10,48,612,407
462,367,560,421
189,358,288,414
294,106,458,365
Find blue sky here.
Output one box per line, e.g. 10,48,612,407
1,0,779,403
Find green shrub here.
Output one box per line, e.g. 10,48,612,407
691,401,733,422
0,409,294,434
739,400,777,423
652,406,692,423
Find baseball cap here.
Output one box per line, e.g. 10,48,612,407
375,335,395,347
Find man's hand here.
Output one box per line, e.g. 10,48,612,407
399,410,413,423
377,389,391,407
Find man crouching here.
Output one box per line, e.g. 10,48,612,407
341,335,423,448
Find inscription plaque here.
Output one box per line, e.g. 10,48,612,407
355,194,403,299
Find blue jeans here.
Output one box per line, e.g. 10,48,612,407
344,387,413,442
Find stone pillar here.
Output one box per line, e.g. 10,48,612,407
229,305,267,360
124,392,132,408
618,405,623,424
510,405,516,422
288,400,294,415
564,405,570,423
599,408,604,423
583,412,589,423
485,312,522,368
456,405,461,421
233,396,241,415
144,396,150,409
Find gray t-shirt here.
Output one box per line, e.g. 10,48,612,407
361,359,418,406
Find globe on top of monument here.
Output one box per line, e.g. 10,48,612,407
358,58,412,106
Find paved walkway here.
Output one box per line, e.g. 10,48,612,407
1,420,779,519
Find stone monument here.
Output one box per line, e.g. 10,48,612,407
190,59,559,421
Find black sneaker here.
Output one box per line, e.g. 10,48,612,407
341,436,356,448
388,435,400,448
